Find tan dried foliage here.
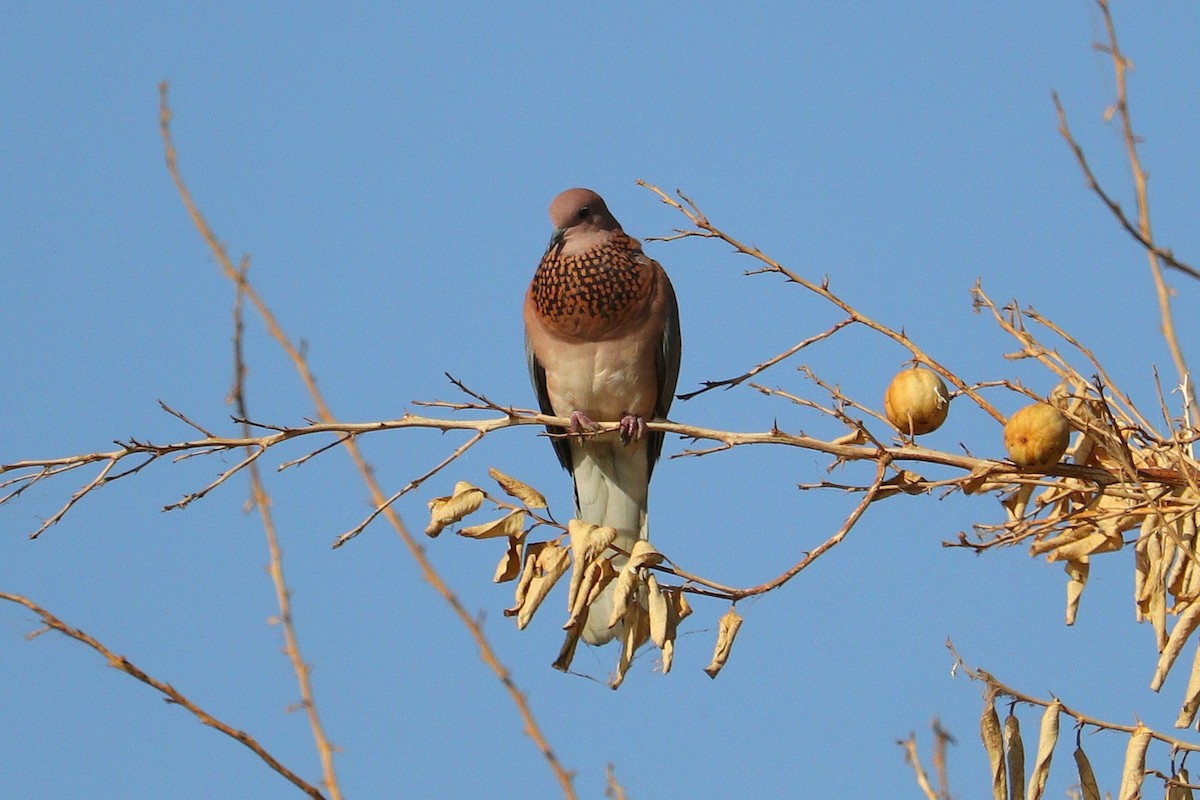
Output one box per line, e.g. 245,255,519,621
981,690,1008,800
489,467,548,509
1073,746,1102,800
1003,711,1024,800
1117,723,1151,800
703,606,743,679
1026,700,1060,800
424,480,485,537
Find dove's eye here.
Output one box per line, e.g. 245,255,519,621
577,206,590,220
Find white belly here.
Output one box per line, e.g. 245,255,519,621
542,337,655,424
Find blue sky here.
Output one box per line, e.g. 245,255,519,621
4,3,1200,798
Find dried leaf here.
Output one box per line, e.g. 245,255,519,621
1074,746,1101,800
1043,529,1123,563
424,481,485,537
552,628,580,673
657,585,691,674
831,428,868,446
981,690,1008,800
488,467,547,508
493,535,524,583
1168,768,1194,800
563,558,618,634
1003,712,1024,800
1151,600,1200,692
1172,641,1200,728
1029,525,1093,557
876,469,928,500
1002,484,1035,523
610,601,650,690
703,606,743,679
606,541,663,630
963,463,995,494
504,541,570,630
458,509,527,540
565,520,618,615
1116,724,1150,800
1026,700,1060,800
1065,559,1089,626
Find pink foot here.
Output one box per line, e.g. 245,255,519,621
618,412,646,444
569,411,598,434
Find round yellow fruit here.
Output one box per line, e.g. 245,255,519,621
884,368,950,436
1004,402,1071,468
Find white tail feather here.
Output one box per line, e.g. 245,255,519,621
570,438,650,645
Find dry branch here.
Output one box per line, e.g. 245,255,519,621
0,592,328,800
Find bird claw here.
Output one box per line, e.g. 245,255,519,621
618,413,647,444
569,411,598,434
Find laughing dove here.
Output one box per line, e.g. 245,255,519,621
524,188,682,645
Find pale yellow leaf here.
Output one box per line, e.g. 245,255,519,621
656,586,691,675
647,574,669,649
1065,558,1089,626
1151,600,1200,692
1030,525,1093,557
565,520,617,615
606,541,663,630
1044,529,1123,563
962,463,995,494
1116,724,1150,800
1074,746,1101,800
981,689,1008,800
610,602,650,690
1026,700,1060,800
552,628,580,673
1003,712,1024,800
1002,484,1035,523
504,541,570,630
563,558,617,633
424,481,485,537
703,606,743,679
488,467,547,508
1168,768,1194,800
831,428,868,446
1172,641,1200,728
493,536,524,583
876,469,928,500
458,509,527,540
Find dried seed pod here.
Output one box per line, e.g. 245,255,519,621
1064,559,1089,626
885,368,950,436
1174,642,1200,728
981,690,1008,800
1116,724,1150,800
1151,600,1200,692
1003,711,1024,800
1027,700,1061,800
1004,403,1071,469
1074,747,1101,800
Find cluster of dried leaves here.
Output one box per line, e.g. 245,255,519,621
971,677,1198,800
962,290,1200,727
424,468,740,688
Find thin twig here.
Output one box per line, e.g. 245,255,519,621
159,82,577,799
637,180,1006,425
229,262,343,799
948,640,1200,753
0,592,327,800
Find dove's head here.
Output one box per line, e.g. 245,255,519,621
547,188,622,254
